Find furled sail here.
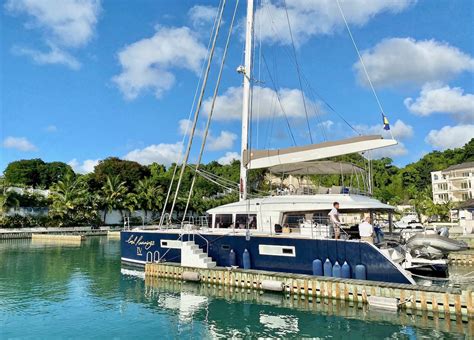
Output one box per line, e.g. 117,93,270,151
243,135,396,170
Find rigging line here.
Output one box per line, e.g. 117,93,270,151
262,4,360,137
191,167,238,185
181,0,240,222
304,83,328,141
282,0,313,144
302,73,361,136
336,0,394,139
159,0,223,226
189,167,238,191
264,51,279,149
168,0,226,225
262,54,297,146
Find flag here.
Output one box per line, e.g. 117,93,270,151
382,114,390,130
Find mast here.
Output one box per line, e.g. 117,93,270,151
239,0,254,201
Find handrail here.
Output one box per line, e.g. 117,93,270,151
193,231,210,254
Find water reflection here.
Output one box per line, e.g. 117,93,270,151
143,277,468,339
0,238,470,339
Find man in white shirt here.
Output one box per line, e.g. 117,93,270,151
358,216,374,244
328,202,341,239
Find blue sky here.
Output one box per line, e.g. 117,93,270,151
1,0,473,173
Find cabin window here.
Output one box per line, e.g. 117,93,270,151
433,174,438,180
235,214,257,229
215,214,233,228
312,212,327,224
221,245,230,250
282,214,305,228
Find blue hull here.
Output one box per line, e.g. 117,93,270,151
120,231,414,284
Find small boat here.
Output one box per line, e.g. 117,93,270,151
395,231,468,278
406,233,468,255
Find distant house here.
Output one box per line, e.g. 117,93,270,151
431,162,474,204
7,186,50,197
457,199,474,234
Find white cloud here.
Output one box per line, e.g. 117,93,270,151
123,142,182,166
404,82,474,123
354,119,414,140
178,119,192,136
355,38,474,87
204,86,322,121
317,120,334,131
5,0,100,47
112,26,207,100
178,119,237,151
44,125,58,132
369,142,409,159
5,0,100,68
2,136,38,152
68,158,99,174
207,130,237,151
12,44,80,70
254,0,414,46
353,119,413,159
188,5,217,27
217,152,239,165
425,124,474,151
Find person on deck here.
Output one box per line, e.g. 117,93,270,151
328,202,341,239
358,216,374,244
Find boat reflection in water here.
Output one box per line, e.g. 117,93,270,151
121,269,468,339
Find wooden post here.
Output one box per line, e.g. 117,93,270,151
443,293,450,315
466,290,473,317
420,292,427,311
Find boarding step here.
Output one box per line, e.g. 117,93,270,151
181,240,216,269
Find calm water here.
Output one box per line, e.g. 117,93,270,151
0,237,468,339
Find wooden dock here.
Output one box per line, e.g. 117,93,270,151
449,251,474,266
107,231,121,239
145,262,473,320
0,227,109,240
31,234,85,242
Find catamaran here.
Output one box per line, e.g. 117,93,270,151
120,0,462,285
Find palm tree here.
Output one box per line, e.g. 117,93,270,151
136,178,164,223
123,192,139,217
49,174,87,226
101,175,127,224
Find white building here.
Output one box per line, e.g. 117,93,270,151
431,162,474,204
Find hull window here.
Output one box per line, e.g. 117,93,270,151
160,240,182,249
259,245,296,257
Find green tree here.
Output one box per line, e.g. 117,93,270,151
136,178,164,223
3,159,73,189
39,162,74,188
4,159,45,187
49,174,88,226
0,179,19,213
93,157,150,191
101,175,127,224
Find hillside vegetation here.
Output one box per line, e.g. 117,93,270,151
1,139,472,227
